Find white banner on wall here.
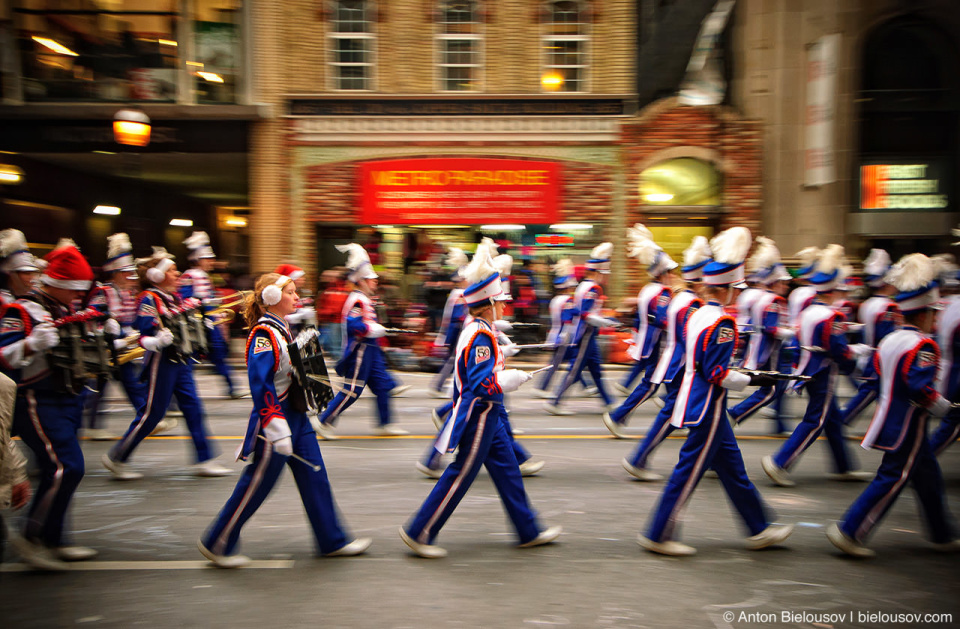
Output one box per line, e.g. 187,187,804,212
804,33,840,187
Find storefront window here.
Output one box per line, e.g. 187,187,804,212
12,0,244,104
435,1,482,92
639,158,720,206
541,0,588,93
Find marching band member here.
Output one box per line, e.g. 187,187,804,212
199,273,372,567
180,231,240,398
418,247,544,479
603,226,676,429
274,263,316,333
787,247,820,327
400,243,560,558
727,237,794,434
0,240,99,569
427,247,468,398
83,233,146,440
1,371,31,564
613,236,707,480
315,243,407,439
614,225,673,397
532,258,595,398
827,254,958,557
929,263,960,455
544,242,619,416
103,248,230,480
639,227,793,556
762,245,872,487
838,249,900,426
0,229,42,307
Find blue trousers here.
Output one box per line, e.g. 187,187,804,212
430,350,455,393
13,390,85,547
627,379,681,468
773,366,854,474
621,352,657,390
552,329,612,406
208,325,236,395
840,416,954,544
319,345,397,427
406,404,541,545
929,417,960,457
110,358,215,463
423,404,530,469
202,411,350,557
84,362,148,429
728,381,788,433
609,368,659,425
840,360,880,426
536,344,592,391
646,399,770,542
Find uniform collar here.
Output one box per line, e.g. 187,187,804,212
706,299,722,307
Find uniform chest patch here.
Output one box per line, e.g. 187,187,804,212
657,294,669,308
475,345,490,363
717,327,734,344
139,303,157,318
0,316,23,333
253,336,273,354
349,305,362,318
917,350,936,369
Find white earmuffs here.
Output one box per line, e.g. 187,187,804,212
146,258,174,284
262,275,291,306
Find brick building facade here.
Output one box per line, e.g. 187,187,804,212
248,1,766,299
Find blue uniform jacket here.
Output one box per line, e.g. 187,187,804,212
862,327,943,451
435,318,503,453
670,302,743,428
794,301,855,384
336,290,384,377
239,312,295,460
0,292,70,392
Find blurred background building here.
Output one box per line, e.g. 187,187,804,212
0,0,957,295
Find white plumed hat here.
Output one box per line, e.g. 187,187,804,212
703,226,751,286
888,253,940,314
183,231,215,260
336,243,378,283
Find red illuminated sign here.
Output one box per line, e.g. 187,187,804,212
360,158,561,225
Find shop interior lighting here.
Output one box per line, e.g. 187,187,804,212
197,71,224,83
225,217,247,227
480,224,525,231
0,164,24,184
186,61,204,68
169,219,194,227
93,205,121,215
32,36,79,56
158,39,178,47
645,193,674,203
549,223,592,231
372,225,395,230
541,72,564,91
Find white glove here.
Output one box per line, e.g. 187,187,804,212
366,322,387,338
928,395,952,418
586,313,619,328
496,368,532,393
720,369,751,392
262,417,293,453
26,323,59,352
500,342,520,357
113,338,129,350
775,327,796,340
142,328,174,352
849,343,873,358
494,319,513,333
272,436,293,456
104,318,121,336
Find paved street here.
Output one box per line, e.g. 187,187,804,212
4,370,959,629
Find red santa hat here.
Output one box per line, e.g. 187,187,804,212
273,263,304,281
41,239,94,290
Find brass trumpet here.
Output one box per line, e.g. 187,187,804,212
207,290,253,325
115,332,144,365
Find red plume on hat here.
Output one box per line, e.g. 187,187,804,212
41,238,94,290
273,263,304,281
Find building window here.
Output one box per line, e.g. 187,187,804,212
330,0,375,91
435,1,483,92
541,1,589,93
